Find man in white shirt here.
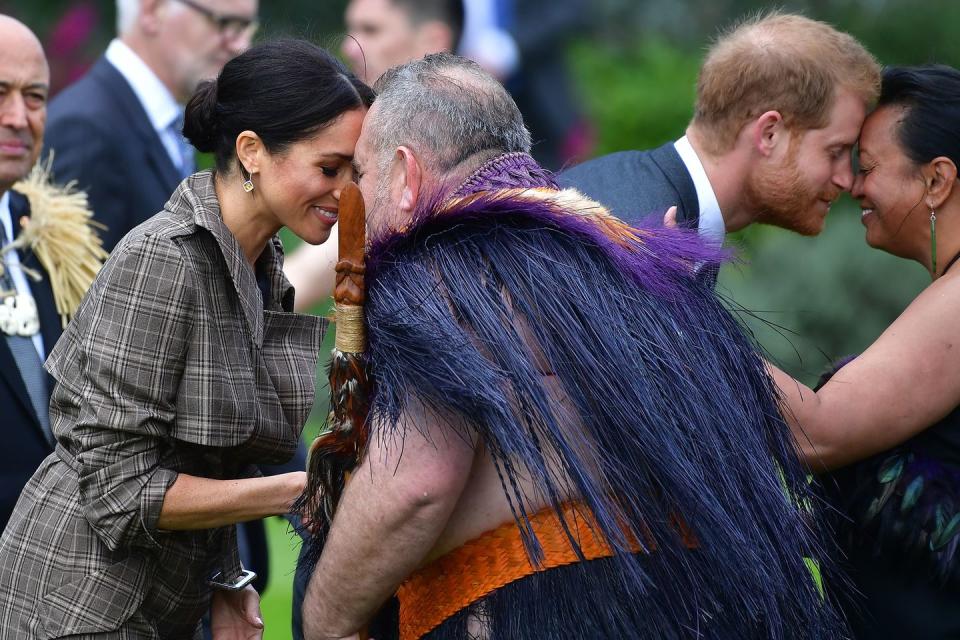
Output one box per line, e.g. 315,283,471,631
341,0,463,86
45,0,258,251
559,13,881,253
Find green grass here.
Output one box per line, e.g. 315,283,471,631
260,516,302,639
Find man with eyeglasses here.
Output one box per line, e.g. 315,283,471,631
44,0,258,252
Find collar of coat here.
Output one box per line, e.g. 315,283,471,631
164,170,295,345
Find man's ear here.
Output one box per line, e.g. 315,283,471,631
235,130,265,175
391,146,423,213
924,156,958,210
750,110,787,158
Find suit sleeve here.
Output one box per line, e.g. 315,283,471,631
46,114,131,251
64,235,195,552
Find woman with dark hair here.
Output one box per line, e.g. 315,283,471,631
0,39,373,638
774,65,960,637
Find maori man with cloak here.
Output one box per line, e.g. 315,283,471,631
301,53,847,640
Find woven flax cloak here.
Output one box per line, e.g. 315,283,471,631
331,154,847,638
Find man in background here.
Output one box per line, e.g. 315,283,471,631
0,15,104,534
341,0,463,85
460,0,594,170
45,0,258,251
559,13,879,250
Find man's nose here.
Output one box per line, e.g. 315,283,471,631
226,31,253,56
0,93,28,130
833,158,854,192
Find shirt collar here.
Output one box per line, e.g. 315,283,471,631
105,39,182,132
674,135,724,246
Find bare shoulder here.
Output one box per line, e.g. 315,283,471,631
877,270,960,344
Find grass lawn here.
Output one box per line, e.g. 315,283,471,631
260,515,303,639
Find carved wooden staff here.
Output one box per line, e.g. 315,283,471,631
306,182,372,531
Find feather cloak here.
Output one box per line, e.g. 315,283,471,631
352,182,846,638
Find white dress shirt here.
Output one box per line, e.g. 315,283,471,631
0,191,44,360
105,39,185,172
674,135,725,246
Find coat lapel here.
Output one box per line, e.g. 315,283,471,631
649,143,700,229
92,58,181,194
180,172,265,346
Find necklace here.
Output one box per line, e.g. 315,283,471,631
0,290,40,337
0,248,40,338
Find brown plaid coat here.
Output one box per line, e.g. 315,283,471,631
0,171,326,638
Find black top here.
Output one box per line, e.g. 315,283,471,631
825,404,960,638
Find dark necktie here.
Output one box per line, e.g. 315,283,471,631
1,222,52,443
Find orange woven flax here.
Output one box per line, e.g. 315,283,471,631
397,504,699,640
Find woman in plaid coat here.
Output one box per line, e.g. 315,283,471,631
0,40,372,638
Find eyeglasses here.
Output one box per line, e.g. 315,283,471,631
173,0,260,40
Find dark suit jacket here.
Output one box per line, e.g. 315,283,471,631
45,56,182,252
0,191,60,532
557,143,700,228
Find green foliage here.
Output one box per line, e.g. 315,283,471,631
718,200,927,385
569,39,698,155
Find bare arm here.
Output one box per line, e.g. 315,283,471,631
285,227,339,312
302,411,477,640
774,271,960,471
156,471,305,530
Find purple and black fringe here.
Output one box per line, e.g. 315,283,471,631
304,153,848,638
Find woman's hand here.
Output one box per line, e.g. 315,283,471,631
210,585,264,640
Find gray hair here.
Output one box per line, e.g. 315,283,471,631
369,53,530,176
116,0,185,35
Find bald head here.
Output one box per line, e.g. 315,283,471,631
0,15,48,192
0,15,44,51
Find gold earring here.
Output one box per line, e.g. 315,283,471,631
240,166,255,193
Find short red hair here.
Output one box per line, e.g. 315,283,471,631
693,12,880,154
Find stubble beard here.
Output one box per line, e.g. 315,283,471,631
745,148,832,237
367,174,397,240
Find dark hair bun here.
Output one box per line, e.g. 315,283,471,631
189,39,374,173
183,80,220,153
